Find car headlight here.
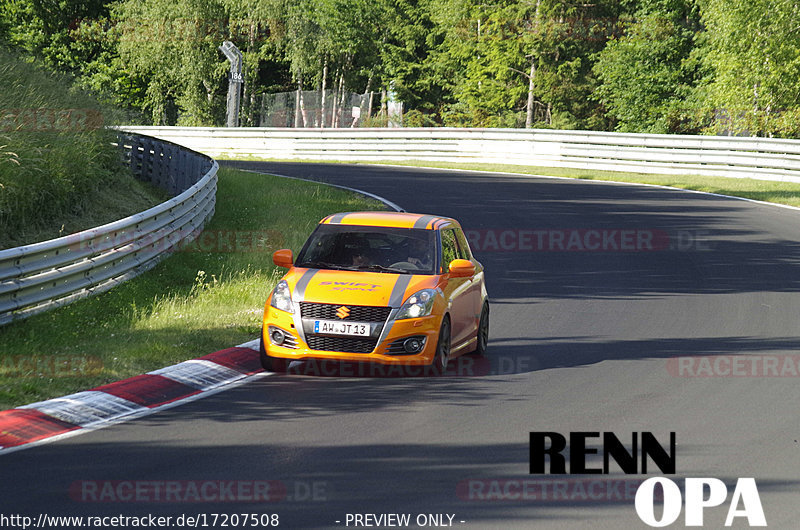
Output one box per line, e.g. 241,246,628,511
270,280,294,313
395,288,438,320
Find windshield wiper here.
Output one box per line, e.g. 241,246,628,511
352,264,412,274
297,261,413,274
296,260,347,270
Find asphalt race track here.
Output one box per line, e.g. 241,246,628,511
5,162,800,529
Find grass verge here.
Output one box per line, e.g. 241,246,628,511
0,47,165,249
222,158,800,208
0,167,385,409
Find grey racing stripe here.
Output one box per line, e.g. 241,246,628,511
328,212,350,224
294,269,319,301
388,275,413,307
413,215,437,229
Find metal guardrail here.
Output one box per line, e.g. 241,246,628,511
0,133,218,325
120,126,800,183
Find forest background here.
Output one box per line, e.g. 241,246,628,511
2,0,799,137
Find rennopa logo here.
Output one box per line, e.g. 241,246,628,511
529,432,766,527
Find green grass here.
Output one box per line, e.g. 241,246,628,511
0,47,164,249
222,157,800,208
0,167,385,409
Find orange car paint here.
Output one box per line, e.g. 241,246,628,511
261,212,487,369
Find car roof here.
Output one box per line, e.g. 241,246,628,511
320,211,456,230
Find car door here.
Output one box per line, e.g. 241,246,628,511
440,227,474,349
454,225,483,339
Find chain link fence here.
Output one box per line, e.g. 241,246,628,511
257,91,402,128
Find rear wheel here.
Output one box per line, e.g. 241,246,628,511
473,301,489,356
429,316,451,376
259,329,288,372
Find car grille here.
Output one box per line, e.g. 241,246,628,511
300,302,391,322
300,303,390,354
305,335,378,354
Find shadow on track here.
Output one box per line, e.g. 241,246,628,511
2,434,797,528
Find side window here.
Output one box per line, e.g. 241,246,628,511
441,229,459,272
454,228,472,260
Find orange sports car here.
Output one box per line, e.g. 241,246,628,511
260,211,489,375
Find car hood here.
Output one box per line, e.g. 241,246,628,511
284,268,439,307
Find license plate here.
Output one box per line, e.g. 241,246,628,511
314,320,371,337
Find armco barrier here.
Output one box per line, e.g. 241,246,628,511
119,126,800,183
0,133,218,326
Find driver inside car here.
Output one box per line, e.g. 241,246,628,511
406,238,432,270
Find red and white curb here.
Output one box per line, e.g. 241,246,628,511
0,340,264,455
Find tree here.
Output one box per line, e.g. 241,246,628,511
425,0,522,127
0,0,147,116
593,1,702,133
379,0,446,116
0,0,111,72
700,0,800,136
111,0,228,125
427,0,624,128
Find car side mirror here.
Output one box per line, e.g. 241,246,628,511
272,249,294,268
448,259,475,278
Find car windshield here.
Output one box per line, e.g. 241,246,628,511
295,224,437,275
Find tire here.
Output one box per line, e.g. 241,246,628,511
259,329,288,372
473,301,489,356
429,316,451,376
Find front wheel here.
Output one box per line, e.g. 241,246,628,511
259,330,288,372
429,316,451,376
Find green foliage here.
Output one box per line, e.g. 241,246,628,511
3,0,800,136
110,0,229,125
0,8,8,41
402,109,438,127
0,1,146,117
701,0,800,137
0,0,110,72
426,0,626,128
593,3,702,133
0,47,162,248
381,0,447,112
68,17,148,115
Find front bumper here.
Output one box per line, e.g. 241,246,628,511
263,306,440,366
